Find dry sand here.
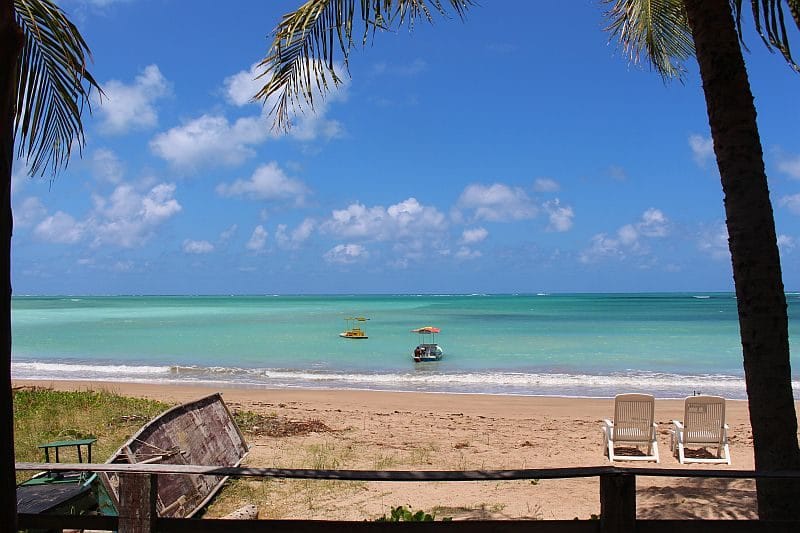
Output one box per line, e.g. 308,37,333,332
15,379,784,521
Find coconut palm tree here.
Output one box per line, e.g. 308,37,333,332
0,0,99,526
606,0,800,520
259,0,800,519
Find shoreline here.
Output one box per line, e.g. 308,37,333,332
12,378,754,417
10,366,764,400
13,378,787,520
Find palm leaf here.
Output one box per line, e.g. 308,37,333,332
257,0,473,132
733,0,800,72
603,0,694,81
13,0,101,177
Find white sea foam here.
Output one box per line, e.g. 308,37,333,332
13,361,171,375
13,360,792,399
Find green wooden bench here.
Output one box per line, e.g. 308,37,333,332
37,438,97,464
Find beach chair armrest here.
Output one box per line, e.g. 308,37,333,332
603,419,614,429
671,420,683,430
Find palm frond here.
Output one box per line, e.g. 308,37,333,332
257,0,473,132
13,0,101,177
733,0,800,72
603,0,694,81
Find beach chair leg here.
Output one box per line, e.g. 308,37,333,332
602,426,614,461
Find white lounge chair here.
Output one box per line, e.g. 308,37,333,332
670,395,731,464
602,393,659,462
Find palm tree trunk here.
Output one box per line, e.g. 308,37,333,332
0,0,20,528
684,0,800,520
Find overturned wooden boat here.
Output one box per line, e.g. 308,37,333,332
97,392,248,518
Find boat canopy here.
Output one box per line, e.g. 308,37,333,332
411,326,440,334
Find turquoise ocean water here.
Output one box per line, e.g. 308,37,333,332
10,293,800,399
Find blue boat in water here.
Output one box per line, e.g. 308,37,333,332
412,326,444,362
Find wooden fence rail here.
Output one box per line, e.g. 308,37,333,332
14,463,800,533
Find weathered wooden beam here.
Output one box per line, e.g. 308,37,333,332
118,473,158,533
638,521,800,532
16,515,800,533
18,512,119,530
155,519,600,532
15,462,800,481
599,473,635,533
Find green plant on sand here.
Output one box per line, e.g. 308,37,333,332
375,505,452,522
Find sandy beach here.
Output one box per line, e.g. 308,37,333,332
14,379,779,521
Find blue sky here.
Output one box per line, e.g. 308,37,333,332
10,0,800,295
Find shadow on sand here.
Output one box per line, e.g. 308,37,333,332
637,478,756,520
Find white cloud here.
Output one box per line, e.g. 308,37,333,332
112,260,135,272
183,239,214,254
543,199,574,232
580,208,669,263
689,134,714,167
11,166,29,194
288,108,344,142
324,243,368,264
220,224,238,242
638,208,669,237
246,225,268,251
457,183,537,222
534,178,560,193
322,197,446,241
779,193,800,215
778,234,795,253
580,233,623,263
696,223,729,260
276,218,316,249
617,224,638,246
31,181,181,248
14,197,47,228
224,63,263,106
455,246,482,260
216,162,309,205
224,60,348,142
91,148,124,184
95,65,170,134
151,114,269,170
91,183,182,247
461,227,488,244
321,198,451,264
777,154,800,179
34,212,85,244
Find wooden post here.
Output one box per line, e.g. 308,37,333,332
118,473,158,533
600,472,635,533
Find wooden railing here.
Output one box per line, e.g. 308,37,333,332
14,462,800,533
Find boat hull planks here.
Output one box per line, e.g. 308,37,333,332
99,393,249,518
